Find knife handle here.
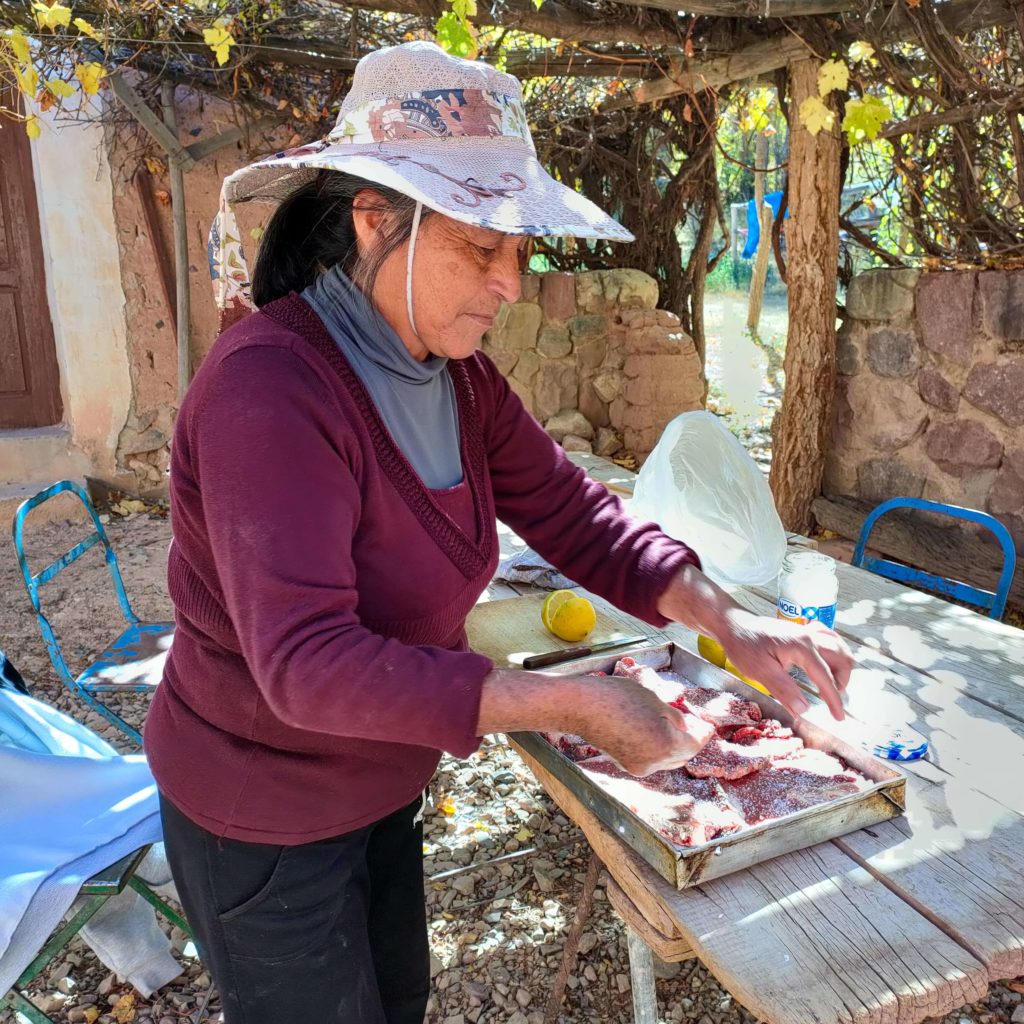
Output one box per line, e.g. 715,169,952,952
523,645,592,670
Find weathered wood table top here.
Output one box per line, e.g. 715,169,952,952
469,452,1024,1024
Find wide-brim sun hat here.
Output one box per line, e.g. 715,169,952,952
209,41,634,328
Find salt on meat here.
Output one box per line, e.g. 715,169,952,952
669,687,763,731
575,755,745,847
683,737,772,781
721,748,868,824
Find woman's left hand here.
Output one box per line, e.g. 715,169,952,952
714,607,852,721
657,563,854,721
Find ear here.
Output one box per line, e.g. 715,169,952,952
351,189,390,254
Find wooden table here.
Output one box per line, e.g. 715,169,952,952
469,452,1024,1024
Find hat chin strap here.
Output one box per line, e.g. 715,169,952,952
406,201,423,340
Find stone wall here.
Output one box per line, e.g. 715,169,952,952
482,269,704,460
826,267,1024,546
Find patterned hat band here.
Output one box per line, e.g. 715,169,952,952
327,88,533,149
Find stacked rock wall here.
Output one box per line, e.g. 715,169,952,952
483,269,705,459
826,268,1024,547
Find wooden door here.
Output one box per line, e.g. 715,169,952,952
0,97,63,428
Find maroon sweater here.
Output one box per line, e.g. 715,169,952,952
144,294,699,843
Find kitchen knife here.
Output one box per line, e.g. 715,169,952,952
522,634,651,671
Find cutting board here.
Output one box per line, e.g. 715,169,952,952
466,592,662,668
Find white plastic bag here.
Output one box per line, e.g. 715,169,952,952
630,411,786,586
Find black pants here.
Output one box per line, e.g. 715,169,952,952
159,795,430,1024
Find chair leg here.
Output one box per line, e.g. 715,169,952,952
76,687,143,747
3,987,58,1024
5,895,109,1024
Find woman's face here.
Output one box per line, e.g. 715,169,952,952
354,195,528,361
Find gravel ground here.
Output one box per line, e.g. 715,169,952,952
2,500,1021,1024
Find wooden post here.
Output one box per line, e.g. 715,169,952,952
769,58,842,534
627,927,659,1024
160,82,192,401
747,131,772,333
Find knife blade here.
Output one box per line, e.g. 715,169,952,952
522,634,651,671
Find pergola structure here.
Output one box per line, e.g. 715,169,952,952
2,0,1021,530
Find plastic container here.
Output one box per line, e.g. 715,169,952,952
776,551,838,629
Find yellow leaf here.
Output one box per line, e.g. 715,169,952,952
75,62,105,96
32,1,71,30
848,40,875,63
25,115,41,139
203,18,236,66
7,28,32,63
515,828,533,842
144,155,166,175
112,992,136,1023
817,58,849,96
15,63,40,97
45,77,76,99
438,797,457,816
798,95,835,136
83,1009,100,1024
73,16,102,40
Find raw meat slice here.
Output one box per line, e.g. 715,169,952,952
722,720,803,761
683,737,771,780
576,755,745,847
543,732,601,762
670,686,762,730
612,657,681,702
722,748,868,824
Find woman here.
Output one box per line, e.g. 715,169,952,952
146,41,852,1024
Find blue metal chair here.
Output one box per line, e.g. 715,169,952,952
852,497,1017,620
12,480,174,745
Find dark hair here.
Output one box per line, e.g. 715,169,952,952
251,170,424,307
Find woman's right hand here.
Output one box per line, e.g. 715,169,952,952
477,669,715,778
578,676,716,777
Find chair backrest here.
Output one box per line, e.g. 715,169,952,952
852,496,1017,619
11,481,138,683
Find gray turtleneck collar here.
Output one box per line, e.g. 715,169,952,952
302,265,463,490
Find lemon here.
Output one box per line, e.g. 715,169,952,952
541,589,577,632
547,596,597,643
724,658,771,696
697,634,727,668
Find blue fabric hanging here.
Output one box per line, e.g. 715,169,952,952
742,191,788,259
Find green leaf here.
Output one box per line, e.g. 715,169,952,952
842,94,890,144
817,58,849,96
434,10,475,57
451,0,477,18
532,0,544,8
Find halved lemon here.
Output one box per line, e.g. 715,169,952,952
541,589,577,632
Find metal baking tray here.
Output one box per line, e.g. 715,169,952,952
510,642,906,889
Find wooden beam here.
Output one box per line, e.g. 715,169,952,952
880,94,1024,139
185,115,285,162
768,56,842,534
605,0,1016,107
160,82,192,401
604,34,811,109
256,35,660,79
334,0,686,48
107,73,196,172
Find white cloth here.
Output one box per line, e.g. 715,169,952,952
0,687,182,997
